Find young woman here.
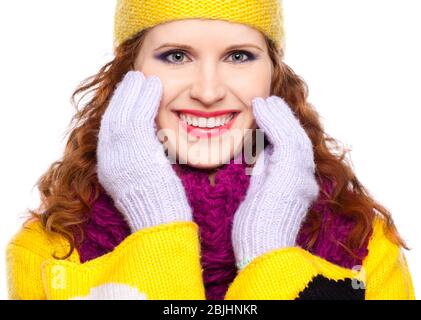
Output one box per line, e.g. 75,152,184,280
6,0,415,300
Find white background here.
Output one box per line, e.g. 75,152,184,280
0,0,420,299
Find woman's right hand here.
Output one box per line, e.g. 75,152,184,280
96,71,192,232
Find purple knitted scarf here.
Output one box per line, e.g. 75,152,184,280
75,157,371,300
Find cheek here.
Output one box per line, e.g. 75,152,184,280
242,108,255,127
155,103,172,131
224,68,271,103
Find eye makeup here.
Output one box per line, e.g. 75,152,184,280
154,49,258,65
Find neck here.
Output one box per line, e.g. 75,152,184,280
208,171,217,187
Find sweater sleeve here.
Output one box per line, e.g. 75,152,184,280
224,217,415,300
6,219,206,300
6,218,58,299
6,243,47,299
362,218,415,299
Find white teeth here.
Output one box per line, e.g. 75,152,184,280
179,113,234,128
198,118,207,127
207,118,216,128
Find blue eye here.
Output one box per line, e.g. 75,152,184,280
156,50,256,65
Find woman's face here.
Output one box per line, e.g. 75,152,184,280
134,19,273,169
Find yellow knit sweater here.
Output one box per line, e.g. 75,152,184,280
6,216,415,300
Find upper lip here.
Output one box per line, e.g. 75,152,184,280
175,109,239,118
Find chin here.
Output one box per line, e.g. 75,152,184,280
183,161,225,170
177,146,242,169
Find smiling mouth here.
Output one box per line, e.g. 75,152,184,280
174,111,240,138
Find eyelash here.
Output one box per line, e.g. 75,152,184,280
157,50,257,65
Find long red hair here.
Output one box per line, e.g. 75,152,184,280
27,29,408,259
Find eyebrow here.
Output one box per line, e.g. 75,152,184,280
153,42,264,52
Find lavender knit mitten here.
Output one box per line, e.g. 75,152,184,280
97,71,192,232
232,96,320,270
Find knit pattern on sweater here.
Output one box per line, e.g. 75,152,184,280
75,160,370,300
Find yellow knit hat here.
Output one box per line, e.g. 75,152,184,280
113,0,285,50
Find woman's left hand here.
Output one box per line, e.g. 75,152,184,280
232,96,320,270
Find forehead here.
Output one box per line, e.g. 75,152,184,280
145,19,266,48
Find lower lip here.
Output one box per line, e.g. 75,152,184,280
176,113,239,138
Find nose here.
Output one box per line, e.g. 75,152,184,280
189,65,227,107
